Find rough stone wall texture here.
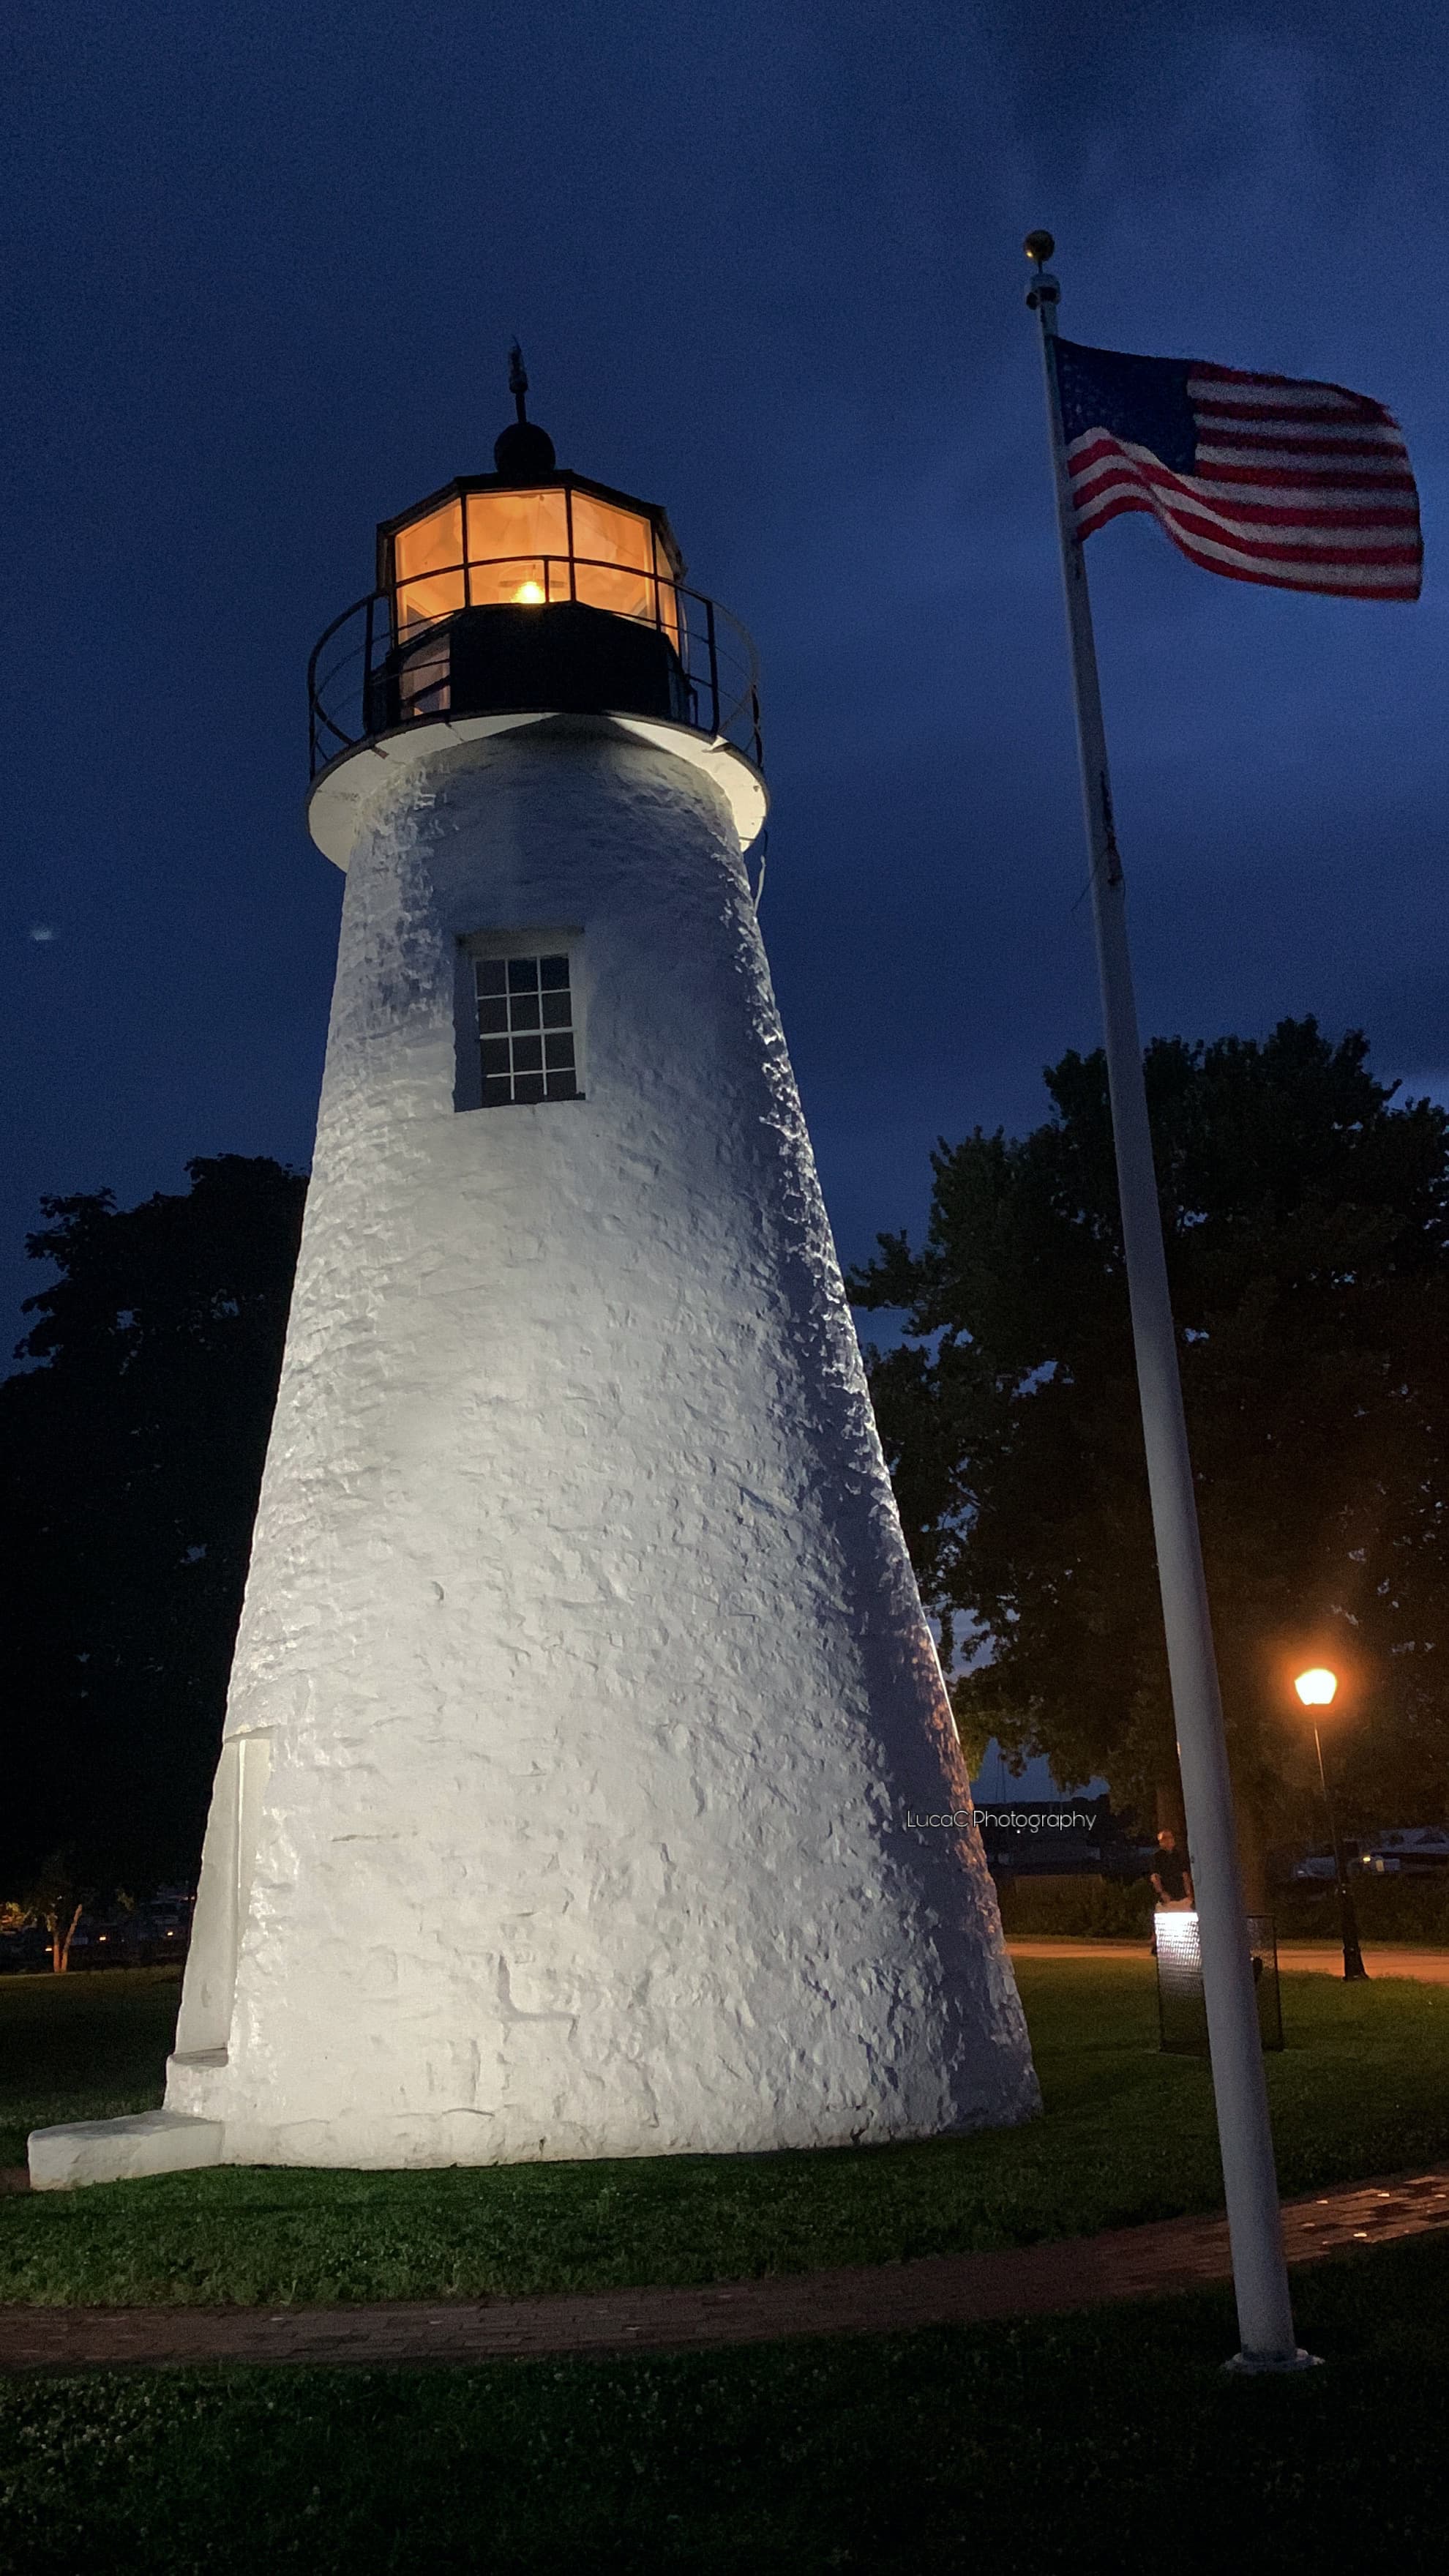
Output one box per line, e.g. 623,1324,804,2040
168,721,1038,2165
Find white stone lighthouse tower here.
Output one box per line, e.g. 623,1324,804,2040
31,370,1036,2186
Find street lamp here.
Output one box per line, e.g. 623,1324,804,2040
1293,1667,1368,1982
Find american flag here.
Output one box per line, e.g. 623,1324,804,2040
1055,338,1421,601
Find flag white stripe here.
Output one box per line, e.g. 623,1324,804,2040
1070,465,1413,516
1072,445,1418,531
1193,418,1408,449
1185,376,1368,412
1074,460,1418,537
1077,489,1415,586
1195,446,1413,476
1067,435,1416,517
1153,499,1414,559
1160,526,1415,587
1074,470,1418,556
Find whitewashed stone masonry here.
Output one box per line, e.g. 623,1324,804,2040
40,714,1037,2182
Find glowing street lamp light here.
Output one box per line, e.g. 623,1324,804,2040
1293,1666,1368,1982
1294,1668,1337,1710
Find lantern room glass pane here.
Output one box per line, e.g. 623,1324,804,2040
569,490,659,626
466,488,570,606
394,501,464,635
652,528,681,653
576,490,682,643
569,491,652,573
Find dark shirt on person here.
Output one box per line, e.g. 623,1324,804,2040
1155,1846,1191,1902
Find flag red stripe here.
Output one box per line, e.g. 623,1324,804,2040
1075,489,1419,594
1067,426,1421,599
1191,397,1392,427
1195,428,1408,457
1068,430,1415,499
1080,497,1418,570
1195,460,1415,491
1187,366,1390,417
1072,454,1421,551
1076,483,1420,567
1068,436,1418,518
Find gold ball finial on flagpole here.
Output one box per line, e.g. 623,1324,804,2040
1024,230,1055,266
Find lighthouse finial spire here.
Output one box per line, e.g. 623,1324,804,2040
494,343,555,479
508,339,529,425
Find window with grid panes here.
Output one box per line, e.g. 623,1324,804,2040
475,954,579,1104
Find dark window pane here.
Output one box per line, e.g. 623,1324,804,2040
476,959,507,996
508,956,539,991
513,1072,546,1103
482,1072,512,1105
480,1038,512,1076
540,990,572,1028
539,954,570,990
544,1032,575,1069
478,998,509,1035
509,992,541,1030
512,1034,543,1072
545,1070,579,1100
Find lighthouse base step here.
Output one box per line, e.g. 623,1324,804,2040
27,2110,225,2192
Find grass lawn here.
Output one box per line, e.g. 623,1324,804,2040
3,1959,1448,2307
2,2235,1448,2572
0,1971,184,2168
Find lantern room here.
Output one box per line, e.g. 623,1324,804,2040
385,479,683,646
372,466,689,735
357,353,692,742
306,356,765,856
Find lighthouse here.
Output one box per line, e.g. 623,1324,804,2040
31,367,1036,2186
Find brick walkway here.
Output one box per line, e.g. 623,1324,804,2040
2,2168,1446,2376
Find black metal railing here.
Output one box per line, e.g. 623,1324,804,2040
307,555,763,779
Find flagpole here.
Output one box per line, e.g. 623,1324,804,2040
1023,231,1311,2371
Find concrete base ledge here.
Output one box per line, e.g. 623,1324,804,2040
28,2110,225,2192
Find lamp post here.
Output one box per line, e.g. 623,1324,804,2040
1293,1668,1368,1982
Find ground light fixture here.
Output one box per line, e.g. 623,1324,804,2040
1293,1666,1368,1982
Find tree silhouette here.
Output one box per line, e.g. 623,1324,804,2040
850,1022,1449,1873
1,1155,306,1890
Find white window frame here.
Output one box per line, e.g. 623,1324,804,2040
454,926,586,1112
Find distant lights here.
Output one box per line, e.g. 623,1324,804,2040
1295,1668,1338,1708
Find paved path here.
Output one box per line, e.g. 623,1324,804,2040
3,2168,1447,2375
1008,1938,1449,1982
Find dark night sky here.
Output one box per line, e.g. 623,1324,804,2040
4,0,1447,1351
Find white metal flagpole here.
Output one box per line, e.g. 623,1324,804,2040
1023,230,1312,2370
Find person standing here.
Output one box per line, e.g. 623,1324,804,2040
1151,1829,1194,1911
